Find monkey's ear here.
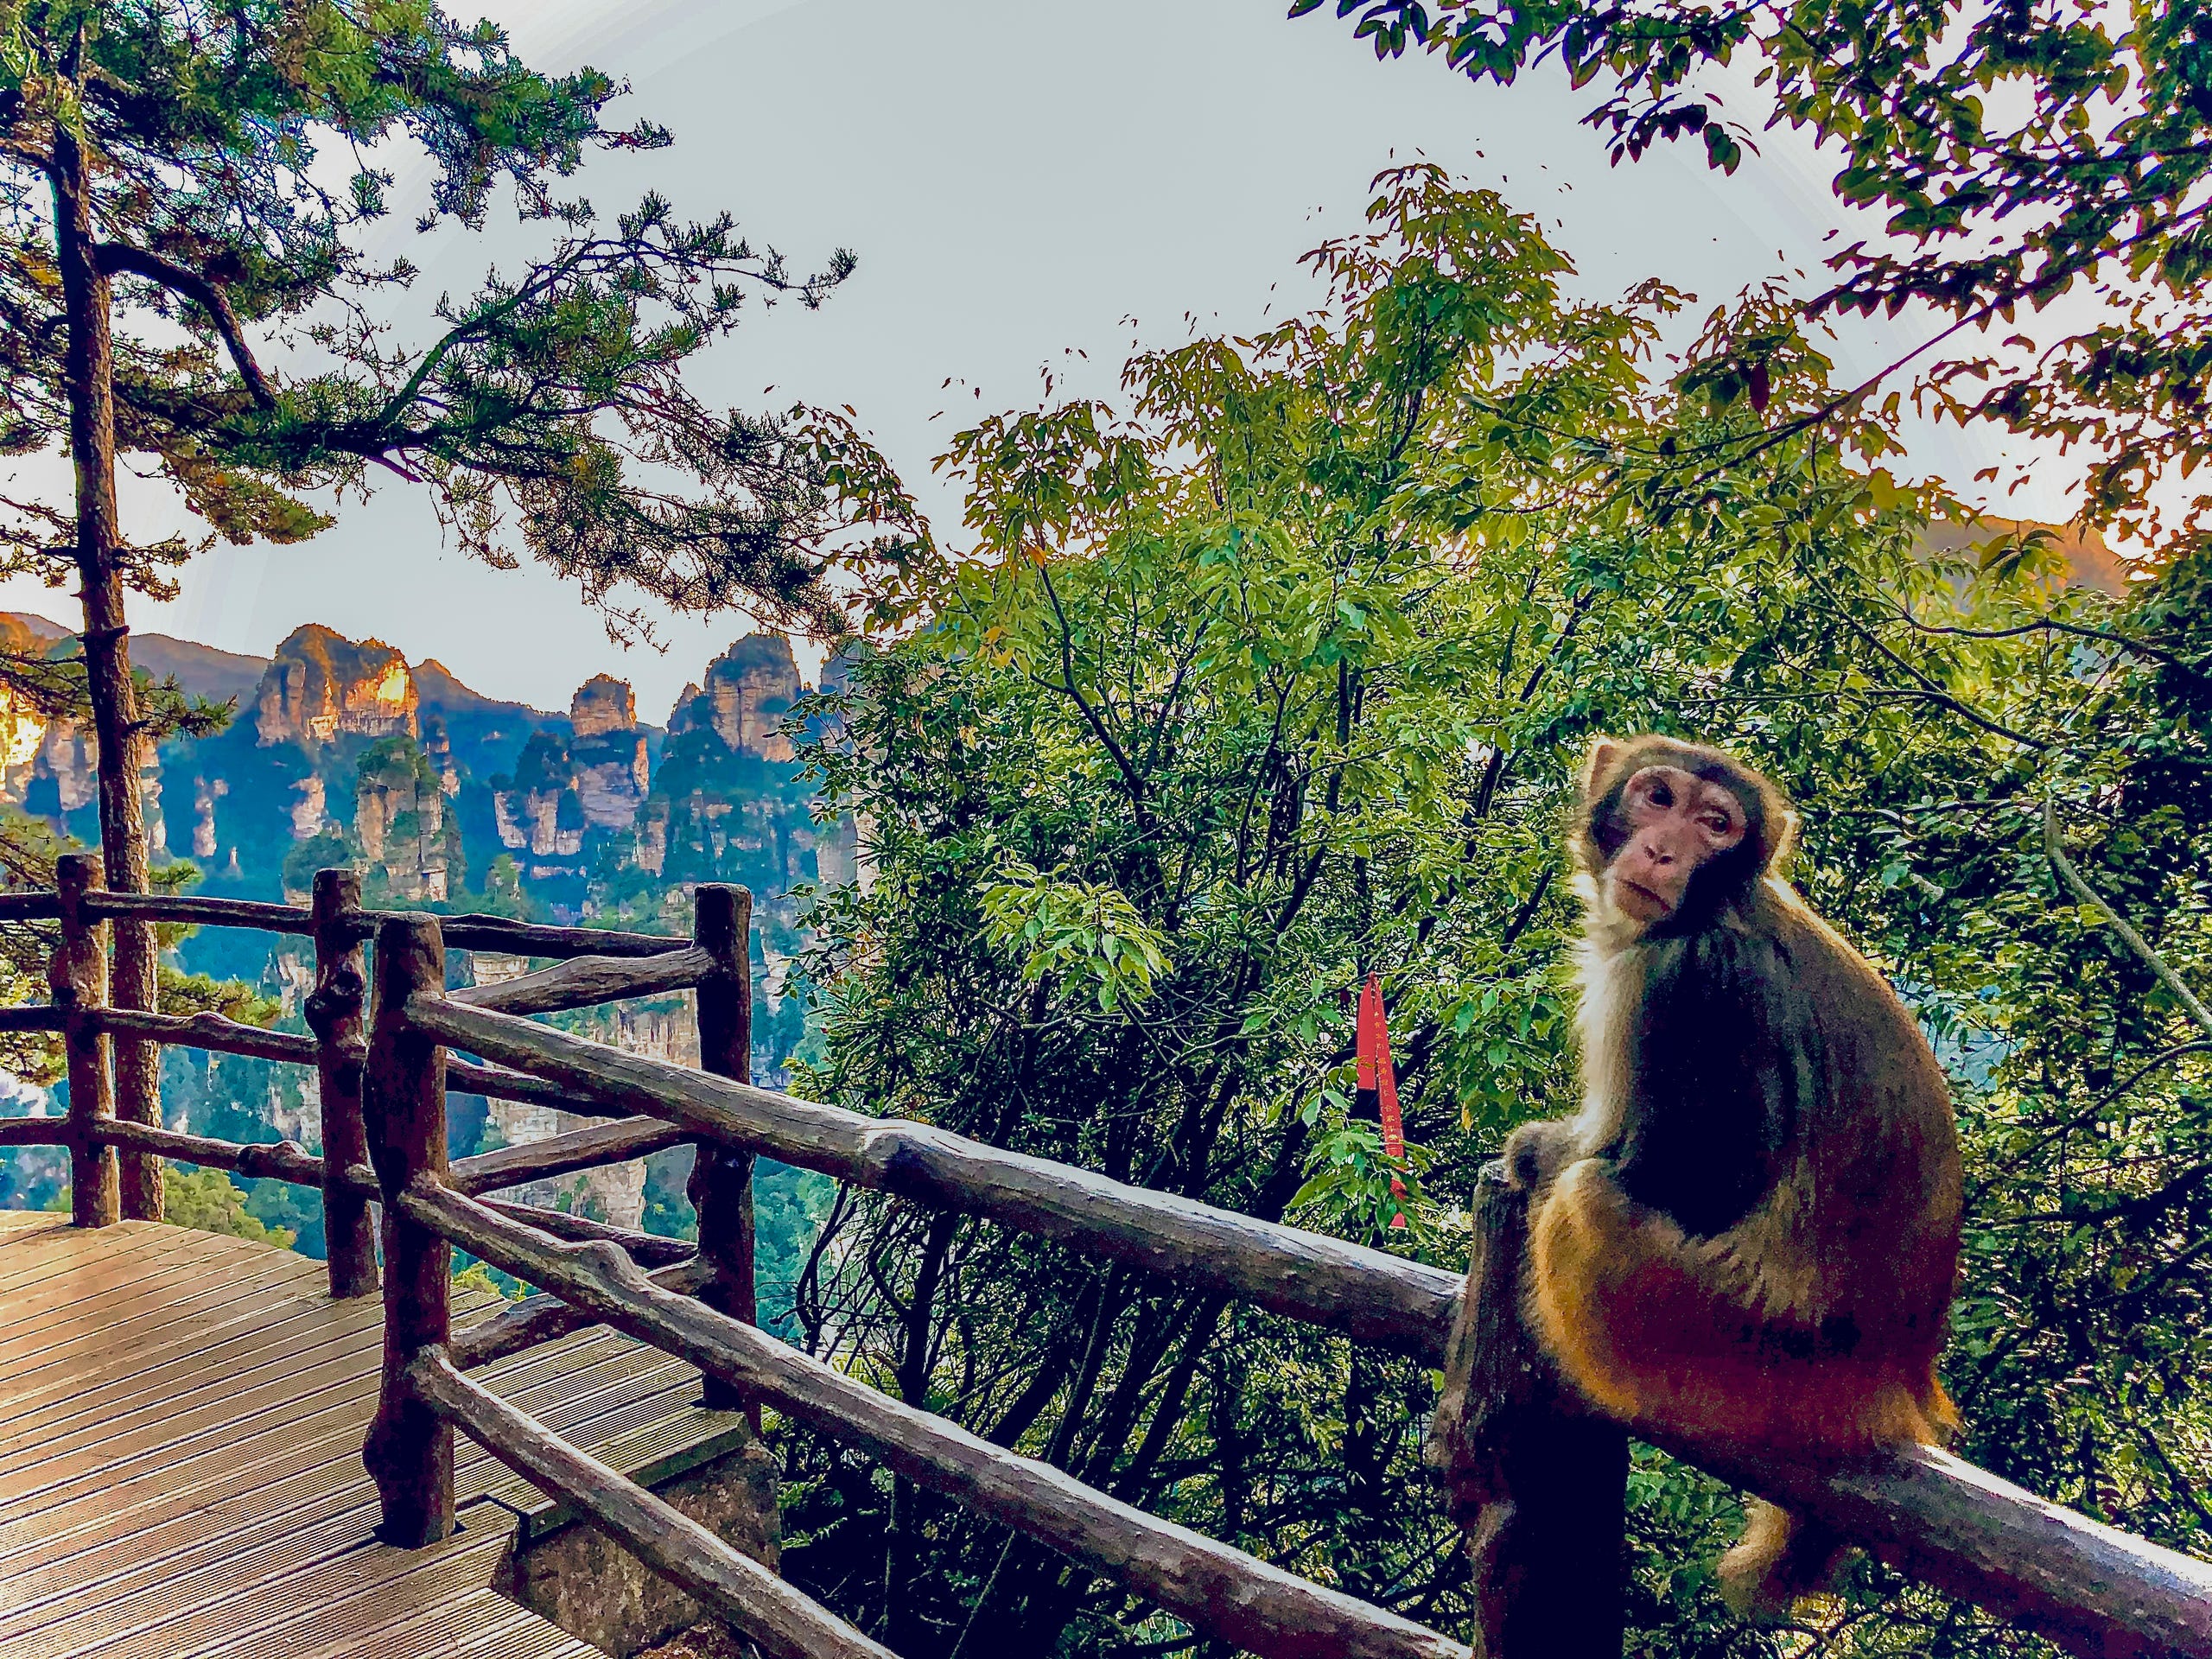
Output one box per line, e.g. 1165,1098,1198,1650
1766,798,1803,874
1580,736,1624,798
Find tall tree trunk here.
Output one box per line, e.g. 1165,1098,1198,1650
51,118,161,1220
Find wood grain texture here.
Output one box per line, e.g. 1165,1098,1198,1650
449,1117,692,1196
412,995,2212,1657
404,1349,891,1659
79,891,316,935
88,1007,322,1066
0,1119,70,1147
309,869,378,1299
78,1119,689,1286
402,1179,1466,1659
428,914,683,959
690,883,755,1414
52,854,116,1229
449,947,716,1018
450,1260,713,1371
479,1199,699,1268
1439,1166,2212,1659
404,992,1463,1360
98,1120,353,1189
447,1058,634,1118
0,889,62,922
362,914,454,1548
1670,1437,2212,1659
73,886,682,959
0,1217,725,1659
1427,1161,1628,1659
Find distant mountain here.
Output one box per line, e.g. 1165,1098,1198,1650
0,617,848,1234
413,658,556,722
132,635,269,707
1,613,70,645
1916,518,2133,595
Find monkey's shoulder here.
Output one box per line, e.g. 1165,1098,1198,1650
1756,883,1934,1038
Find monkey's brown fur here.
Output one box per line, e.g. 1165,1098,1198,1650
1504,735,1962,1616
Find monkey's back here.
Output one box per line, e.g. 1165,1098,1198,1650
1766,882,1961,1350
1530,881,1962,1456
1677,883,1961,1447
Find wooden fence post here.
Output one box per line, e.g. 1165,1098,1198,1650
309,868,378,1299
362,913,454,1546
689,882,757,1415
1427,1160,1630,1659
52,853,118,1229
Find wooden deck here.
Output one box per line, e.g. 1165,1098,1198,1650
0,1210,742,1659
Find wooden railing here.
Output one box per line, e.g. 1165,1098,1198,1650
2,859,2208,1657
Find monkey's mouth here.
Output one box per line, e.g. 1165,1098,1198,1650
1616,878,1675,920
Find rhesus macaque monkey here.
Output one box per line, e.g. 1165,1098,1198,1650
1503,735,1961,1615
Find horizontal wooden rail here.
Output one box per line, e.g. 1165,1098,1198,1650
453,1258,712,1370
64,1007,655,1129
91,1007,325,1065
447,1057,634,1118
0,1006,65,1033
1675,1437,2212,1658
409,992,2212,1654
69,888,683,959
452,946,717,1018
0,1117,68,1147
92,1120,689,1272
82,892,315,935
404,993,1461,1359
478,1200,697,1269
99,1119,352,1188
402,1178,1463,1659
451,1117,694,1196
404,1349,892,1659
429,914,684,959
0,890,61,923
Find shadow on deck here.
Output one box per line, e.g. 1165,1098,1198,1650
0,1212,754,1659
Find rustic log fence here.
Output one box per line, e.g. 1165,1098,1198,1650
0,872,2205,1656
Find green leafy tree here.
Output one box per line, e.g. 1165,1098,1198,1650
783,163,2212,1657
158,1162,294,1248
1298,0,2212,559
0,0,906,1158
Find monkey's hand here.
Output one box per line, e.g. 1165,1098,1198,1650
1502,1119,1583,1198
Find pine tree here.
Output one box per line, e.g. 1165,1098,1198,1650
0,1,893,1201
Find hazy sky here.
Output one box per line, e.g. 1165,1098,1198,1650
0,0,2036,719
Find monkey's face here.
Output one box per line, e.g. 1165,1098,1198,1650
1599,764,1749,927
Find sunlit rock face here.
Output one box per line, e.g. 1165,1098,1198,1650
0,617,54,798
569,676,649,830
667,635,803,761
254,625,419,747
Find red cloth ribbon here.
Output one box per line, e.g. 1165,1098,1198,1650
1356,973,1408,1229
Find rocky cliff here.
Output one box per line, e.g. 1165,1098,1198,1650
669,634,804,762
568,676,650,830
2,620,844,989
255,626,419,747
353,738,458,902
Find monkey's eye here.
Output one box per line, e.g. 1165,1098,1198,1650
1700,812,1731,835
1648,781,1673,808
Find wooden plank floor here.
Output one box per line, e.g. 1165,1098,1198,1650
0,1210,736,1658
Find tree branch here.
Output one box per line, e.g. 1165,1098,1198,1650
92,243,275,407
2044,792,2212,1039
